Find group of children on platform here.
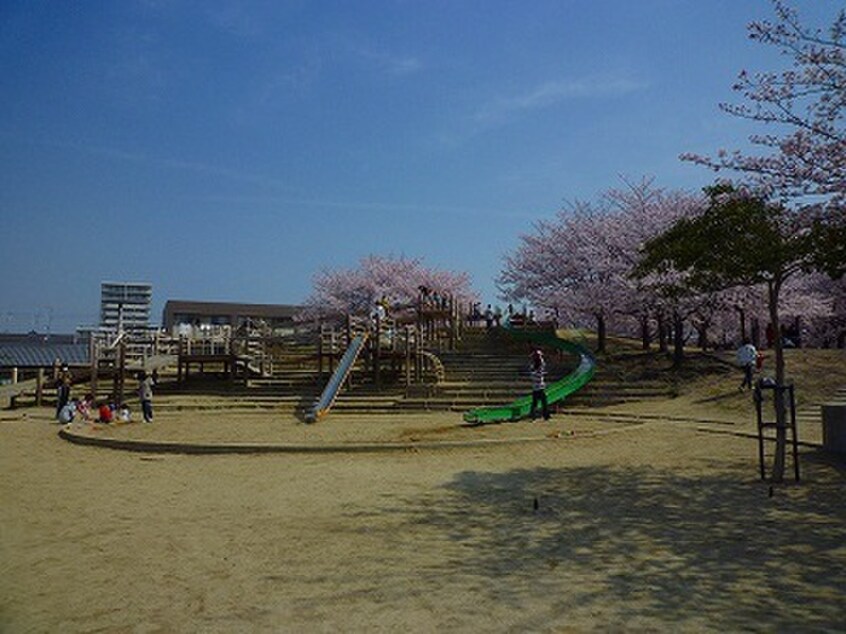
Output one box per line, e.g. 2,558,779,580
468,303,552,330
417,286,451,311
369,287,453,322
54,364,155,425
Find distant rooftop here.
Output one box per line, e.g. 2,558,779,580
162,300,301,330
0,341,89,368
0,332,81,345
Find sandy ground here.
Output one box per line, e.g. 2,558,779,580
2,403,845,632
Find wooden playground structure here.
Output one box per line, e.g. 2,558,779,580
2,294,539,419
22,294,463,407
316,295,461,390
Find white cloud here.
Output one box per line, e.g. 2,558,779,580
341,39,423,77
366,50,423,77
475,77,648,126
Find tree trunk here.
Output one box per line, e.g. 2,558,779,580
751,318,761,349
697,323,709,351
737,306,746,342
672,310,684,367
657,312,668,353
596,311,606,354
768,279,787,483
641,315,651,350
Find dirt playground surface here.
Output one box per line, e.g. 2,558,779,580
2,403,845,632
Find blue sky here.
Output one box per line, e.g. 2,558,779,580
0,0,839,332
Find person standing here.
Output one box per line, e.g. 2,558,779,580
55,364,72,420
138,371,155,423
736,340,757,390
529,349,550,421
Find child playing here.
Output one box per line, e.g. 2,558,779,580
58,398,77,424
76,393,95,421
98,402,114,423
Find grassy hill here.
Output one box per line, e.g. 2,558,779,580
582,333,846,419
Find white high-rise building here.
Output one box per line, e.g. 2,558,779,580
100,282,152,333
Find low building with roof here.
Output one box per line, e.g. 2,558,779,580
0,333,90,391
162,300,301,335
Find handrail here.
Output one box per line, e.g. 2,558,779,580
419,350,445,384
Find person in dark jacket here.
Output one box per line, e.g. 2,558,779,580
55,364,72,419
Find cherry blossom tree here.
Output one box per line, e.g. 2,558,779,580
498,178,704,354
682,1,845,207
499,198,620,352
301,254,475,320
678,1,846,356
604,182,711,362
799,274,846,347
635,185,845,481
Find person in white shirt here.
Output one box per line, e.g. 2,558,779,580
736,341,758,390
529,349,550,420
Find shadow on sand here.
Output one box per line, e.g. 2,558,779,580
352,453,846,630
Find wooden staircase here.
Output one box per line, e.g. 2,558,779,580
326,329,673,415
130,329,675,417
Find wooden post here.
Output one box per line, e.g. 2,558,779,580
405,326,411,389
89,337,98,396
789,385,799,481
178,338,184,383
317,324,324,381
10,367,18,384
374,314,381,389
36,368,44,406
755,382,800,482
417,303,423,347
116,341,126,405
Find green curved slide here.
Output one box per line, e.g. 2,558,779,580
463,329,596,424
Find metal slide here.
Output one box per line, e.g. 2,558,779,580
463,329,596,424
306,333,369,422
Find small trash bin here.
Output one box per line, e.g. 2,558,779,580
821,403,846,454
